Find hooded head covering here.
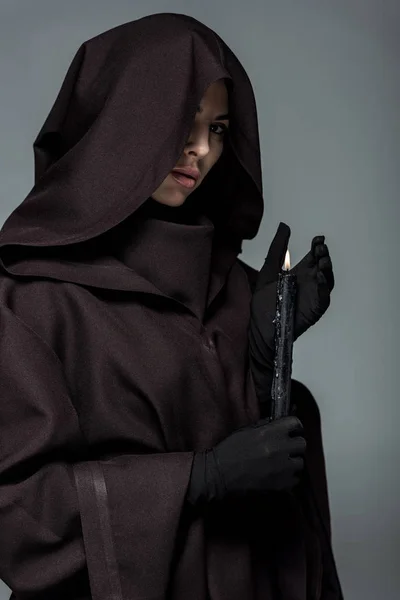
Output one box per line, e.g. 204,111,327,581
0,13,343,600
0,12,264,315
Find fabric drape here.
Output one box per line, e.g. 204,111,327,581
0,12,343,600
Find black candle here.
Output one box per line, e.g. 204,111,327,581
271,249,297,420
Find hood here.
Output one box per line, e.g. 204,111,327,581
0,13,264,302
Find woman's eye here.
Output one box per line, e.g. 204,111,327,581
210,123,229,136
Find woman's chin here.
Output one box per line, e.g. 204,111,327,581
151,196,187,207
151,187,191,207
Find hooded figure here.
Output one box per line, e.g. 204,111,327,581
0,13,343,600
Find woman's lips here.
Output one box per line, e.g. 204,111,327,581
170,172,196,189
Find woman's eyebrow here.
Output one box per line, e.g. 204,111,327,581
197,106,230,120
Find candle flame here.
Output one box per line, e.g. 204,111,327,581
284,249,291,271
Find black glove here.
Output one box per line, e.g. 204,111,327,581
248,222,335,413
186,415,306,508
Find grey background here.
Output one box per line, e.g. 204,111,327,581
1,1,399,598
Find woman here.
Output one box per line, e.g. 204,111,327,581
0,13,343,600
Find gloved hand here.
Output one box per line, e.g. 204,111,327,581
186,415,306,508
248,222,335,413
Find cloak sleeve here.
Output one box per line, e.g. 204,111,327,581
0,303,194,600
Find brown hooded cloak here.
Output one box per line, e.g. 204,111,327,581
0,13,343,600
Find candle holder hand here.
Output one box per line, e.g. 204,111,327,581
249,222,335,421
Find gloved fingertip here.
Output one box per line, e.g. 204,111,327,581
311,235,325,253
278,221,291,236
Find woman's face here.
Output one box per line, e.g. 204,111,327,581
151,79,230,206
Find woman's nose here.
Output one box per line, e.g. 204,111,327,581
184,128,210,159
